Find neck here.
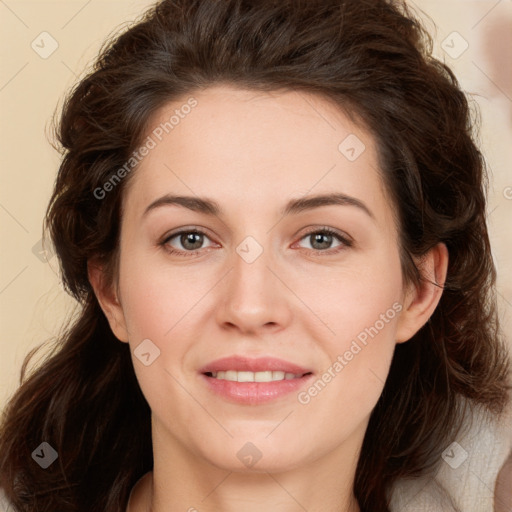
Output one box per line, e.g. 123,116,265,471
130,472,361,512
128,419,364,512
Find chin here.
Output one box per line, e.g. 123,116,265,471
195,436,311,474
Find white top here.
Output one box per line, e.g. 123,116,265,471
0,403,510,511
0,489,12,512
389,402,512,511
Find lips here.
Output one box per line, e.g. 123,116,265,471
198,355,312,375
198,356,314,404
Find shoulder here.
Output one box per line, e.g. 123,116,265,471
389,401,512,512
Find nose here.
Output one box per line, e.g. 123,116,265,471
215,239,293,336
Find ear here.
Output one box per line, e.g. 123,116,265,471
87,258,129,343
395,243,449,344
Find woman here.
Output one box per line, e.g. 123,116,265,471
0,0,510,510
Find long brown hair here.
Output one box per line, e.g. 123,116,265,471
0,0,510,510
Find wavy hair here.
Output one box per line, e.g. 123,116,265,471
0,0,510,510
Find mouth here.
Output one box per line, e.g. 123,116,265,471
198,356,314,404
204,370,312,382
199,355,312,375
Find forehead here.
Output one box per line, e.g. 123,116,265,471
122,85,393,226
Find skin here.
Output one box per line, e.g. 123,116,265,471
495,449,512,512
88,85,448,512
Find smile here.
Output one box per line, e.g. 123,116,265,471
206,370,307,382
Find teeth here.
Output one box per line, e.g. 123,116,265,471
210,370,303,382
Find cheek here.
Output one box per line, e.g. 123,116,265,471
120,277,170,342
296,313,399,446
295,245,404,351
117,259,199,423
296,248,403,411
118,247,203,342
116,251,214,391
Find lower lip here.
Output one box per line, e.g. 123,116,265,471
200,373,314,404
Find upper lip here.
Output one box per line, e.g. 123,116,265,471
199,356,312,375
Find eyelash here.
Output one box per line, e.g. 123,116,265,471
160,227,353,257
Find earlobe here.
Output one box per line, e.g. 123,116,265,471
87,258,130,343
395,243,449,344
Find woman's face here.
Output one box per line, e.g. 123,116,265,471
96,85,433,474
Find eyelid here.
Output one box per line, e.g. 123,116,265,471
297,225,353,244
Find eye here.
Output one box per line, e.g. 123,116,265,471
161,229,215,256
294,227,352,254
160,226,352,257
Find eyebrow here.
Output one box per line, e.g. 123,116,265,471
142,192,375,220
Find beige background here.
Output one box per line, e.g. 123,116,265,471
0,0,511,410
